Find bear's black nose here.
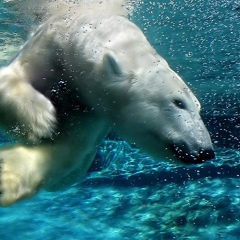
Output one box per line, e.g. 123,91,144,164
197,148,215,162
170,144,215,164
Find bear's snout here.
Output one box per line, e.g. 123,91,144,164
170,142,215,164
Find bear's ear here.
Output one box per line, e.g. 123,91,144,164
103,51,123,76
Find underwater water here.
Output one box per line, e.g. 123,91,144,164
0,0,240,239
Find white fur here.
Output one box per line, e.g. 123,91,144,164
4,0,139,22
0,67,56,142
0,0,213,206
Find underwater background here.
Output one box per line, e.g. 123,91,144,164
0,0,240,239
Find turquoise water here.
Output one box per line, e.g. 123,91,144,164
1,143,240,240
0,1,240,239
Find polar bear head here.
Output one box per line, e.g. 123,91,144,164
88,51,214,164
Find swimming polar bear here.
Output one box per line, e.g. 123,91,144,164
0,0,214,206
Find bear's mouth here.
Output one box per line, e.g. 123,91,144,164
169,143,215,164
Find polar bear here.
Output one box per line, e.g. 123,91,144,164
0,0,214,206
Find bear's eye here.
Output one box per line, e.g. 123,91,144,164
173,99,186,110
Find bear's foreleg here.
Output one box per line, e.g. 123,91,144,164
0,142,76,206
0,142,97,206
0,66,57,143
0,144,54,206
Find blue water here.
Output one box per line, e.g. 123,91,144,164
1,143,240,240
0,1,240,239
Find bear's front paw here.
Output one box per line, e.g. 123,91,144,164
19,92,57,143
0,158,36,207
